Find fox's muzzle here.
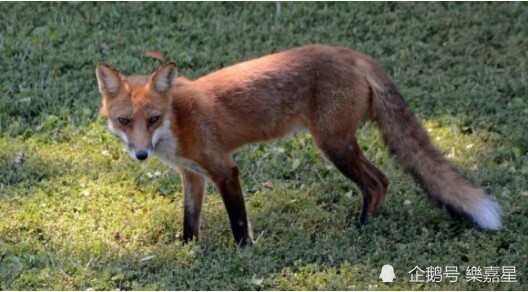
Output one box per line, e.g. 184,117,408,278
135,150,149,161
128,143,153,161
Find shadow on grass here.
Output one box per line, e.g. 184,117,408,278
0,149,69,194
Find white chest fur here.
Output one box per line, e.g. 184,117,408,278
153,123,207,176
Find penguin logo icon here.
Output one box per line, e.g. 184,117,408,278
380,264,396,283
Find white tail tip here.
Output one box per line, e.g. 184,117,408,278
471,198,502,230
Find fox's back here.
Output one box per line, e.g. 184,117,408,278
193,44,363,93
177,45,374,150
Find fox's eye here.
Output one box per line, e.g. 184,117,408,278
148,116,160,127
117,117,131,127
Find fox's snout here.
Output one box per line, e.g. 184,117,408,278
135,150,149,161
127,143,153,161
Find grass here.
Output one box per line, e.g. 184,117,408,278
1,2,527,290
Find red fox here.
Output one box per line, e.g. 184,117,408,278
96,44,501,246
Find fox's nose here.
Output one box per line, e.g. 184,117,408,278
136,150,149,161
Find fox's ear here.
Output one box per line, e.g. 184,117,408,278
96,63,123,97
150,62,178,94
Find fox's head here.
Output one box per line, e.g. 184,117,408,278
96,62,178,161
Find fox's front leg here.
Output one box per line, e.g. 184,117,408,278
180,169,206,243
207,160,254,247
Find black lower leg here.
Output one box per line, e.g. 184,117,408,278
217,167,254,247
320,143,375,227
224,199,253,246
183,209,200,243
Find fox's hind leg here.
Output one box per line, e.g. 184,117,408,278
307,75,389,225
311,129,388,225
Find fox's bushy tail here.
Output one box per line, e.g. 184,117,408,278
366,69,501,230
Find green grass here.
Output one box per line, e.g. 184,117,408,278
1,2,527,290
